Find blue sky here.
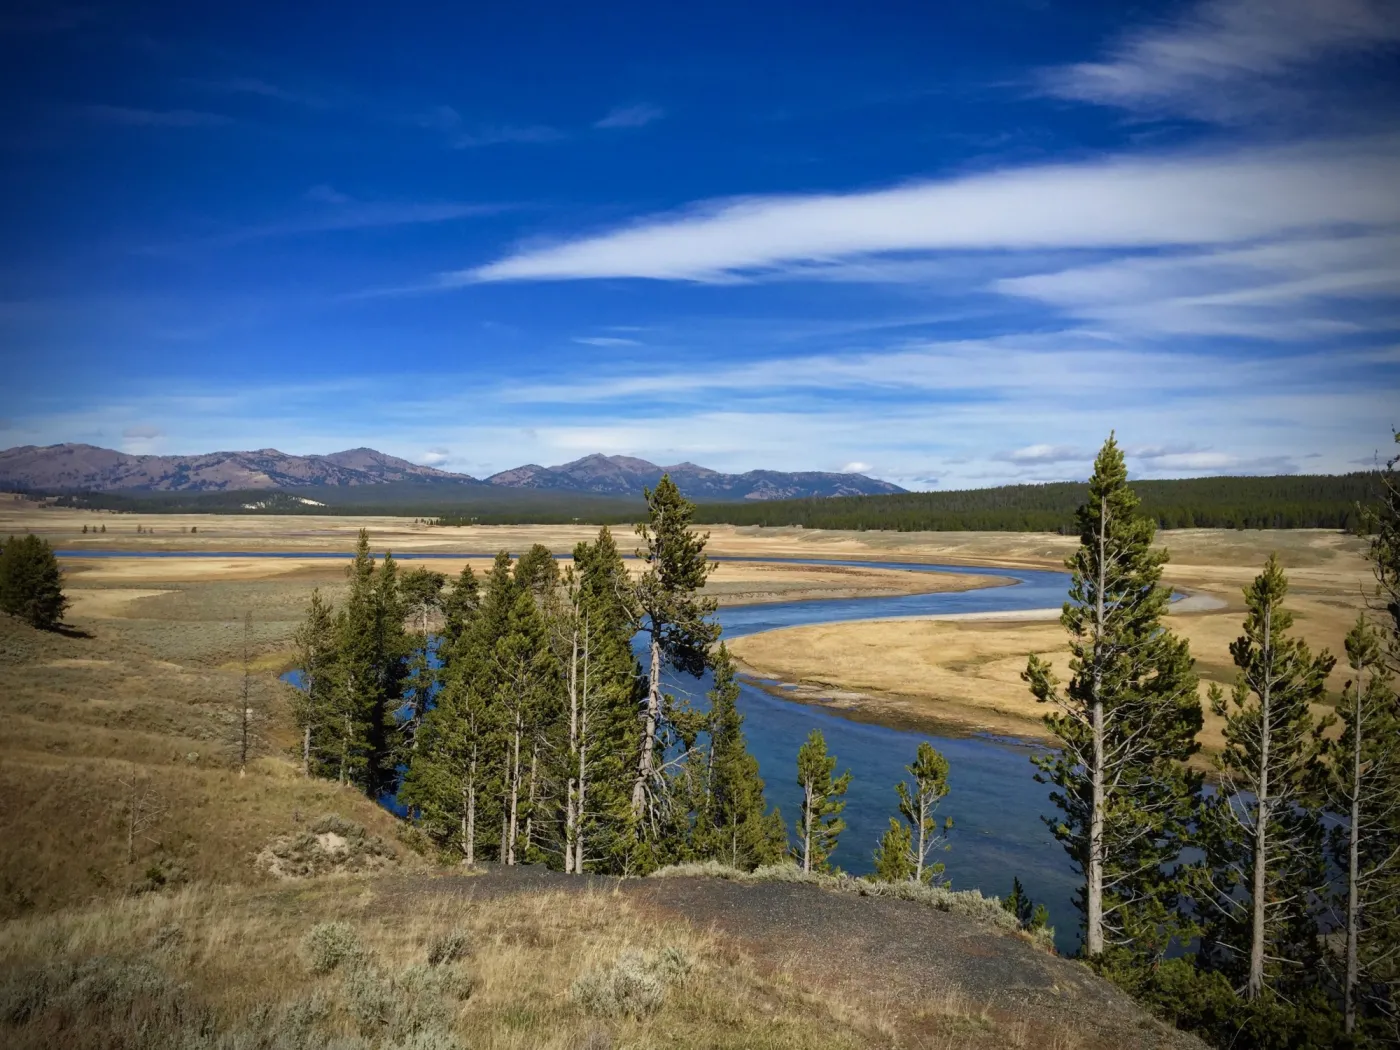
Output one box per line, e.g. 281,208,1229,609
1,0,1398,489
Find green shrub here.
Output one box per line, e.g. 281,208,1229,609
570,946,693,1019
0,534,68,630
301,922,361,975
342,962,396,1034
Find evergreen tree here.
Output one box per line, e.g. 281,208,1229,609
693,644,786,869
873,819,915,882
395,567,446,764
875,741,952,884
0,533,70,630
794,729,851,873
571,528,646,873
492,587,558,865
291,589,337,778
1002,877,1050,933
1024,435,1202,959
1327,615,1400,1036
440,564,480,649
1202,556,1334,1001
401,553,512,862
630,477,720,855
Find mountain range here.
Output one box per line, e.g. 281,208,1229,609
0,444,905,501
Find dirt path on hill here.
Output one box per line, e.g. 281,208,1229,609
378,866,1202,1050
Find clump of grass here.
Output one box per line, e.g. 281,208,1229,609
651,860,1028,939
570,946,694,1018
340,957,471,1041
301,921,361,974
425,931,470,967
0,955,204,1036
259,816,396,879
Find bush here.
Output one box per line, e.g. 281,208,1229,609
0,955,203,1035
301,922,361,974
258,816,396,879
0,534,69,630
342,962,396,1034
570,946,693,1018
426,931,470,967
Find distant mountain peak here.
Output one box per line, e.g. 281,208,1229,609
0,443,905,501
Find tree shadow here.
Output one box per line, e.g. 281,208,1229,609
51,623,94,639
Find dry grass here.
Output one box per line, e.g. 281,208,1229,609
0,582,406,918
0,879,893,1049
731,529,1372,754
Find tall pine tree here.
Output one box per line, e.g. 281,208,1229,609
693,644,786,869
1326,615,1400,1036
1202,555,1334,1001
630,476,720,859
1024,434,1202,959
874,742,952,884
794,729,851,874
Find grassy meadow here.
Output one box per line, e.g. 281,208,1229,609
1,504,1213,1049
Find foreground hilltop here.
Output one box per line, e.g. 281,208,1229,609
0,444,904,501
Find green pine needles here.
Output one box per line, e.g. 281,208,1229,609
0,533,70,630
794,729,851,874
1025,434,1202,960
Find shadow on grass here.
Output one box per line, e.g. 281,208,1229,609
51,623,94,639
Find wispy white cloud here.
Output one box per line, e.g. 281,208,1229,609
1041,0,1400,122
416,105,564,148
572,336,640,347
196,200,508,246
594,103,665,129
421,446,451,466
85,105,232,127
121,424,162,440
459,136,1400,284
190,77,327,108
999,444,1085,465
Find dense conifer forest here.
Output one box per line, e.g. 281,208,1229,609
46,471,1376,532
691,472,1379,532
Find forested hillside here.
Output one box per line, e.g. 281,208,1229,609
693,473,1377,532
42,472,1375,532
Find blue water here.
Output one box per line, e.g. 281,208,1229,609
677,564,1079,952
69,548,1079,949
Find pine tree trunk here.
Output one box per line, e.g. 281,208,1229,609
1248,604,1274,1000
507,714,522,865
633,629,663,818
1085,497,1108,958
802,779,814,874
915,792,927,883
466,752,477,866
302,721,311,778
565,623,579,874
524,741,539,858
575,625,589,875
1345,676,1362,1033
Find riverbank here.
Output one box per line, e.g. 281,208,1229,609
728,529,1369,755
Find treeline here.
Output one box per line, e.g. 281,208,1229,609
692,472,1378,532
42,472,1377,533
1018,435,1400,1047
289,478,951,880
52,485,645,523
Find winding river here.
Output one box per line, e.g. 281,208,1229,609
59,549,1080,950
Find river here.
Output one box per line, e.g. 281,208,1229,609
59,549,1081,950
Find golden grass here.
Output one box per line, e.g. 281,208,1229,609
0,879,888,1049
731,529,1373,753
